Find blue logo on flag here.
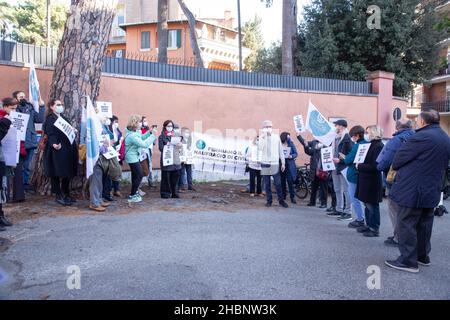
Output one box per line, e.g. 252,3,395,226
308,110,332,137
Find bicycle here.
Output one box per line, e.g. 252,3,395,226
294,163,312,199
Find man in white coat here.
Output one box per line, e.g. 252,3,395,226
258,120,288,208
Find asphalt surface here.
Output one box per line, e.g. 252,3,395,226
0,199,449,300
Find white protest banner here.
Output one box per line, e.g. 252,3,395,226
163,144,174,166
354,143,371,164
9,111,30,141
103,146,119,160
305,100,337,147
96,101,113,119
293,114,305,133
29,60,41,112
191,132,248,176
139,148,149,162
54,116,76,144
1,127,20,166
85,97,103,178
170,136,182,145
321,146,336,171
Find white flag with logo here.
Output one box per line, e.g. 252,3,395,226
305,100,337,147
28,59,41,112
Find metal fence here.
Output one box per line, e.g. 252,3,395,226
422,100,450,113
1,40,373,95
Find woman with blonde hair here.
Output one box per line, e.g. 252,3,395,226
125,114,157,203
355,125,384,237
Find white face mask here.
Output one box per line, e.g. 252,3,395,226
55,105,64,114
263,128,273,134
166,126,173,132
113,122,119,129
143,121,148,127
364,134,370,141
105,119,111,126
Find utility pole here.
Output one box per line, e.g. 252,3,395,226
237,0,243,71
46,0,51,47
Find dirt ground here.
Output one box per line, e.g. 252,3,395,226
3,181,309,224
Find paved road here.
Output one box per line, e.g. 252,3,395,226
0,200,449,300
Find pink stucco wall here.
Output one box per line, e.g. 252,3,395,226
0,63,407,168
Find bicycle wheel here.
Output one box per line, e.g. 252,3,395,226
295,179,309,199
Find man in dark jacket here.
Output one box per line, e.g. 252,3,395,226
12,91,45,191
376,120,415,246
385,109,450,273
331,119,354,220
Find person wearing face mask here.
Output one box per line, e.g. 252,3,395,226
179,127,196,192
385,109,450,273
337,126,367,228
43,99,79,206
297,135,328,208
354,125,384,238
12,91,45,193
280,132,298,204
0,98,16,231
159,120,183,199
330,119,353,221
108,115,123,197
140,117,158,189
125,114,158,203
258,120,288,208
245,136,262,197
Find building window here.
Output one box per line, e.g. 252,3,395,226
168,29,182,49
116,15,125,36
141,31,150,50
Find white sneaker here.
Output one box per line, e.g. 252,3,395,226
128,194,142,203
138,189,146,196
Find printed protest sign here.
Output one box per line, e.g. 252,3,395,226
354,143,371,164
293,115,305,133
9,111,30,141
29,61,41,112
321,146,336,171
1,127,20,166
96,101,113,119
282,146,291,159
54,116,76,145
103,146,119,160
163,144,174,166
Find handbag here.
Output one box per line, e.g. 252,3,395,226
38,133,48,151
386,165,397,184
316,168,329,181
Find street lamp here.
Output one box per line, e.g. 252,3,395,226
237,0,243,71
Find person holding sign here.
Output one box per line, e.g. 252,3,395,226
354,125,384,238
258,120,288,208
338,126,367,229
330,120,353,221
12,91,45,191
124,114,158,203
178,127,196,192
280,132,298,204
0,98,16,231
43,99,79,206
158,120,183,199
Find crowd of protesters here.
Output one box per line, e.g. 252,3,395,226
0,93,449,273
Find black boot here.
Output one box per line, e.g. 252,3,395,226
55,194,71,206
0,215,13,227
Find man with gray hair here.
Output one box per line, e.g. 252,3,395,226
258,120,288,208
377,119,415,246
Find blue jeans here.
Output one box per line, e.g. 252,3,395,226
364,203,380,232
280,169,295,200
23,148,36,185
263,172,283,204
179,164,193,188
348,182,364,221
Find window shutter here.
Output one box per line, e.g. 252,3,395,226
177,29,182,48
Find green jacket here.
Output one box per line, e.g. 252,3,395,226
124,129,157,164
343,138,368,184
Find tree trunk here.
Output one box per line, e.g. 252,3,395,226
281,0,297,75
157,0,168,64
177,0,204,68
31,0,117,195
